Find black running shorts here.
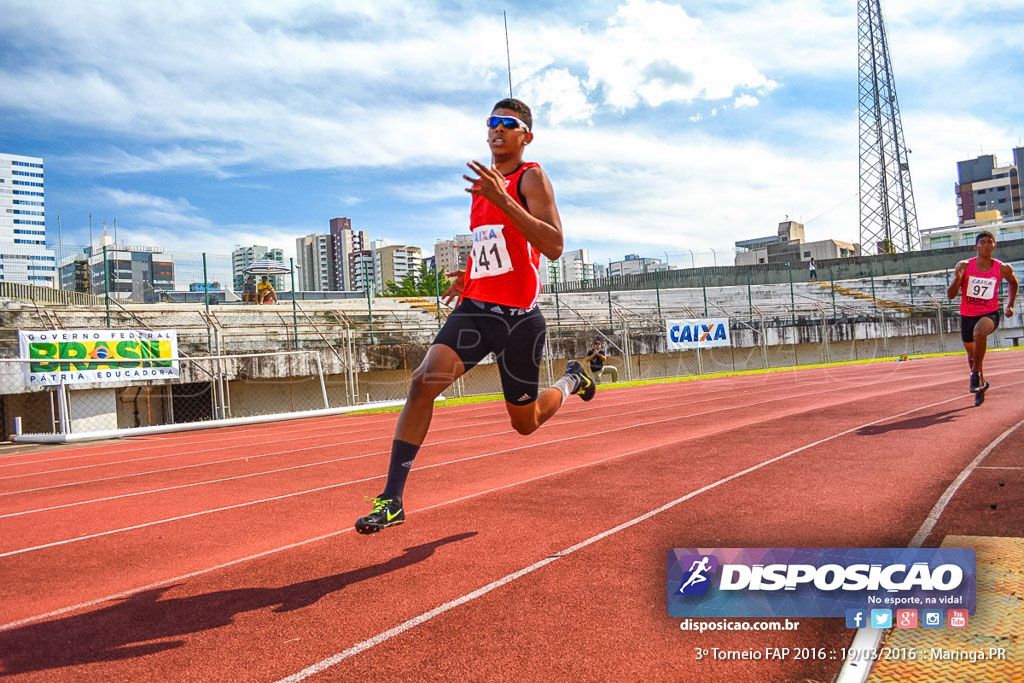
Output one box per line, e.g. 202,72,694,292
960,311,1000,343
433,298,546,405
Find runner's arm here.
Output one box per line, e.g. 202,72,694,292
1002,263,1018,316
465,161,563,260
946,260,967,299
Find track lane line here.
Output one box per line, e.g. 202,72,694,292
0,361,977,492
0,379,987,635
1,369,992,549
0,379,709,479
274,390,988,681
834,414,1024,683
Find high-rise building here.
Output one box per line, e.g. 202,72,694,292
956,147,1023,224
0,152,56,286
539,248,598,285
350,249,375,293
374,244,422,292
329,217,369,290
295,233,334,291
434,234,473,273
83,229,174,302
231,244,284,291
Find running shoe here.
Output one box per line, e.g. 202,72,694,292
973,379,990,407
969,372,980,393
355,496,405,534
565,360,596,401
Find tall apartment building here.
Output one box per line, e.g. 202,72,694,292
374,244,422,292
231,244,284,290
956,147,1023,224
295,233,335,292
350,250,375,293
434,234,473,273
329,217,369,290
0,152,56,286
81,230,174,302
539,248,598,285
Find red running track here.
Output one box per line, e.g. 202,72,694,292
0,352,1022,681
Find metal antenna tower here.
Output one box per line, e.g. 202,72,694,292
857,0,919,253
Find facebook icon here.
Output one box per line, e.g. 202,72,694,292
845,609,867,629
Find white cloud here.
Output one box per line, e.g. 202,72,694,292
733,94,758,109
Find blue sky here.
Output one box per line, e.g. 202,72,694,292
2,0,1022,268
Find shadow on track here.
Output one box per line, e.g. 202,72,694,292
0,532,477,676
856,408,968,436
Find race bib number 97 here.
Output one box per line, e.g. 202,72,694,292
966,275,996,300
470,224,514,279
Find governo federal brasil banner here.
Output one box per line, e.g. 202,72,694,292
18,329,180,387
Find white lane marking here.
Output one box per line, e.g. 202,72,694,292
0,368,872,501
0,379,701,481
0,370,977,553
834,413,1024,683
0,379,691,468
0,385,969,637
277,393,978,681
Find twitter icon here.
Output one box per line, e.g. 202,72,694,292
870,609,893,629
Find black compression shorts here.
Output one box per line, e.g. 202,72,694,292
960,311,1000,343
433,298,546,405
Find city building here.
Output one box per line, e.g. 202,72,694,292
295,233,334,292
329,217,369,290
0,152,56,286
232,244,284,291
350,250,375,293
609,253,669,277
434,234,473,273
734,220,860,266
921,216,1024,250
539,248,601,285
374,244,422,292
955,147,1023,224
81,230,174,302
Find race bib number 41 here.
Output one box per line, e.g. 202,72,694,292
966,275,996,300
470,224,513,279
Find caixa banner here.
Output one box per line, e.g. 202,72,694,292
665,319,730,350
18,329,180,387
667,548,975,618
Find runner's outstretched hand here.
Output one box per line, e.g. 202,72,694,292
442,269,466,306
463,161,510,206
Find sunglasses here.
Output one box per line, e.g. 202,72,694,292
486,115,530,132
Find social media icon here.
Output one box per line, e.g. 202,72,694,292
922,610,943,628
845,609,867,629
896,609,918,628
948,609,968,628
870,609,892,629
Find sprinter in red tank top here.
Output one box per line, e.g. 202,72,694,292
355,99,596,534
946,230,1018,406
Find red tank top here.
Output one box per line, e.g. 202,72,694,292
960,257,1002,316
461,162,543,309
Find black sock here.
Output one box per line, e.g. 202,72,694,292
381,440,419,501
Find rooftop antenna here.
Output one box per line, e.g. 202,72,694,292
113,217,118,246
88,213,93,252
503,10,513,98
